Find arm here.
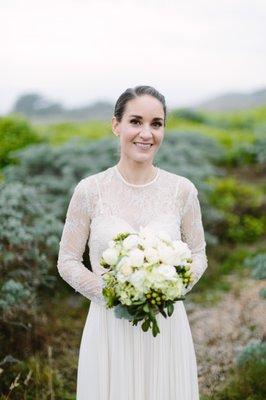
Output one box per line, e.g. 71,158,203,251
180,182,208,295
57,179,105,306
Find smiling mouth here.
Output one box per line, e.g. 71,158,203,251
133,142,153,149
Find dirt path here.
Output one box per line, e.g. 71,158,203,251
186,276,266,396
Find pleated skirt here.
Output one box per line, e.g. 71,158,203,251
76,300,199,400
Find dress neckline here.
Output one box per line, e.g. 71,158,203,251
113,164,160,188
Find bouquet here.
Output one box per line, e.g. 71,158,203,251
100,226,194,337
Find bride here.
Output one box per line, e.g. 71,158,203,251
57,85,208,399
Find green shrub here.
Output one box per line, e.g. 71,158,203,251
37,120,111,144
0,182,62,358
236,341,266,368
208,178,266,243
243,253,266,299
212,341,266,400
0,116,43,167
168,108,207,123
259,287,266,298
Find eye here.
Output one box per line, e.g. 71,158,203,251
153,122,162,127
130,119,141,125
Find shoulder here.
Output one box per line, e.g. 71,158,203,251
74,167,112,195
159,167,198,196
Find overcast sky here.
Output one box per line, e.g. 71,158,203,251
1,0,265,114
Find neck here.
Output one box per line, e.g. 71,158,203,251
116,160,157,185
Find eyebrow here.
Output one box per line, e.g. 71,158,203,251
129,114,164,121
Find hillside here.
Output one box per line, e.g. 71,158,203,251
194,87,266,112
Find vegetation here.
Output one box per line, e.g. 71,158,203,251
0,105,265,398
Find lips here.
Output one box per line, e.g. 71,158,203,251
133,142,153,149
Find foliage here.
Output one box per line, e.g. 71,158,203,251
211,341,266,400
208,177,266,243
236,340,266,368
1,106,265,397
0,116,42,168
168,108,207,123
37,120,112,144
0,182,62,358
243,253,266,299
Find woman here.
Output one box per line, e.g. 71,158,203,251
57,85,208,399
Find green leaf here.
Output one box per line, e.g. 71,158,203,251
141,318,150,332
158,305,167,318
143,303,150,313
114,304,134,320
152,320,160,337
167,303,174,317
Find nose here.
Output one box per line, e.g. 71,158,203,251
139,125,153,139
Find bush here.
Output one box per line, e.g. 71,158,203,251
0,116,43,168
243,253,266,299
168,108,207,123
0,182,62,358
213,341,266,400
208,178,266,243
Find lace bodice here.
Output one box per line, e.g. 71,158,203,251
57,165,208,305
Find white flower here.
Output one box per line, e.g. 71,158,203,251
123,234,140,250
157,244,176,265
172,240,192,265
102,248,119,265
128,270,146,291
128,248,145,267
139,226,158,248
144,247,160,264
121,263,133,276
156,264,177,280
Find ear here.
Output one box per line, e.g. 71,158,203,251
112,116,120,136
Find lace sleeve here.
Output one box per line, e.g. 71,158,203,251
57,179,105,306
180,181,208,295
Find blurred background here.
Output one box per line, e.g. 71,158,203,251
0,0,265,399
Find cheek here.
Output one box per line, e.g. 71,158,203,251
156,131,164,145
121,129,137,144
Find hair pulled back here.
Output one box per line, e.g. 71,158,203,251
113,85,167,127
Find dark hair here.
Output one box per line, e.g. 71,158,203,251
113,85,167,127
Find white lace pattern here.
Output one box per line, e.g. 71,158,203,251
57,165,208,304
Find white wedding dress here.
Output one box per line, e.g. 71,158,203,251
57,164,208,400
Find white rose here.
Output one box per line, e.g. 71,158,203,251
128,248,144,267
157,244,176,265
128,270,146,290
121,263,133,276
172,240,191,264
139,226,158,247
123,234,140,250
156,264,177,280
144,247,160,264
102,248,119,265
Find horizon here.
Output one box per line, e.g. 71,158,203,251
2,84,266,116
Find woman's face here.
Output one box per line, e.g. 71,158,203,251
112,95,165,164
